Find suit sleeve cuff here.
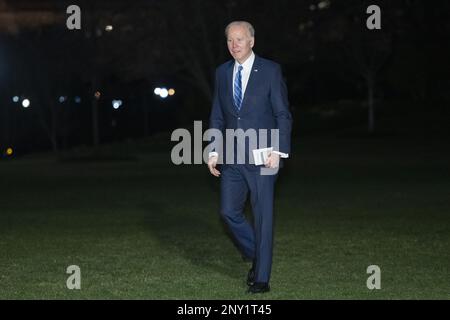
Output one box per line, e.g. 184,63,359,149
208,152,219,158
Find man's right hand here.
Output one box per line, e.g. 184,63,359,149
208,156,220,177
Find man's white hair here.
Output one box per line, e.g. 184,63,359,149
225,21,255,38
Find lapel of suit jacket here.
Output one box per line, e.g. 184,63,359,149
239,55,262,116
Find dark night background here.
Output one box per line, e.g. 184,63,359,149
0,0,449,300
0,0,449,155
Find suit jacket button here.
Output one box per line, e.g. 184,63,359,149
238,117,241,120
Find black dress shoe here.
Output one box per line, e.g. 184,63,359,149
247,282,270,294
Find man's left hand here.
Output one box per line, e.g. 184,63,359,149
265,152,280,168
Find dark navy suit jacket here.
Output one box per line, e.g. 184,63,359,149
209,55,292,166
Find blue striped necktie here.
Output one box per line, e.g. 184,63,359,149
233,65,243,111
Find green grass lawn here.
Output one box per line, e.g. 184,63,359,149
0,136,449,299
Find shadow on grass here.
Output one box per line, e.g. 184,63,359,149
141,199,246,283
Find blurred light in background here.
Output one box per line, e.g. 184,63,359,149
94,91,101,99
22,99,30,108
159,88,168,99
6,148,13,156
12,96,19,103
112,99,122,109
318,1,330,10
105,25,113,32
74,96,81,103
59,96,66,103
154,87,173,99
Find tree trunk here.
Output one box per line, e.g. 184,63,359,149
367,75,375,133
143,94,150,137
92,96,100,146
3,101,11,147
91,76,100,146
50,100,59,155
36,92,60,156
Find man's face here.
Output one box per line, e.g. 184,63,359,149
226,25,254,64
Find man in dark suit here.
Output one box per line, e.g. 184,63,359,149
208,21,292,294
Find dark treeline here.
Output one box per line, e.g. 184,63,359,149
0,0,449,156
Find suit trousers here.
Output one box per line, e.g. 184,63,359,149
220,164,278,283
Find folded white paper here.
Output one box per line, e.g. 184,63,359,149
252,147,273,166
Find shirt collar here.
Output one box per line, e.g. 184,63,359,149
234,51,255,73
